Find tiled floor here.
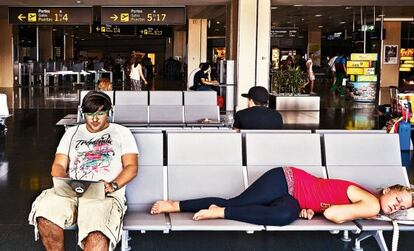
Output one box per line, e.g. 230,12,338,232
0,79,413,251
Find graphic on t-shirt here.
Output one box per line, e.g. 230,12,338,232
71,133,115,179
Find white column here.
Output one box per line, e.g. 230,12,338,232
187,18,207,87
256,0,271,88
236,0,270,110
173,30,187,62
236,0,257,110
0,7,13,87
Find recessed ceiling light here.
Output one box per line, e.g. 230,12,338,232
76,0,81,4
293,5,303,7
216,21,220,24
318,25,324,28
340,21,346,24
345,6,352,10
287,21,292,24
378,14,385,17
81,38,85,40
315,14,322,17
215,29,220,31
301,18,305,21
271,7,278,10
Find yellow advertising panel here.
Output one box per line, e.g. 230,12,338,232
347,68,364,75
350,53,378,61
401,56,414,61
400,64,414,68
404,60,414,64
364,68,376,75
356,75,378,82
347,61,370,68
400,68,411,72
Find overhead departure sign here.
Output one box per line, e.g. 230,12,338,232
138,26,172,37
9,7,92,25
101,7,186,25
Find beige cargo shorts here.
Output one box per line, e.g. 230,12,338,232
28,188,126,250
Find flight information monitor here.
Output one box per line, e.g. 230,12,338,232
101,7,186,25
9,7,92,25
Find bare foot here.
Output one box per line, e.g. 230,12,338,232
150,200,180,214
193,205,225,220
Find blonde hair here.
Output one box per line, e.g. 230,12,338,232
97,78,112,91
381,184,414,206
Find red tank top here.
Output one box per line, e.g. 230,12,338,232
283,167,365,213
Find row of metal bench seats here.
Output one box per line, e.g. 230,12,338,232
121,129,409,251
77,90,220,126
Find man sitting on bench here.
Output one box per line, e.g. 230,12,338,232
233,86,283,131
151,167,413,226
29,91,139,251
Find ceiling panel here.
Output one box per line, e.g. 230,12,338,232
272,0,414,6
272,6,414,34
2,0,229,6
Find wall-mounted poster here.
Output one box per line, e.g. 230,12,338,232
384,45,398,64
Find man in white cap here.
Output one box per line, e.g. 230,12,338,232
233,86,283,131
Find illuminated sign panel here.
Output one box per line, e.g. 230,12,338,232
101,7,186,25
9,7,92,25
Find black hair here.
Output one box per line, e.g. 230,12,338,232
200,63,210,71
253,100,268,106
81,91,112,114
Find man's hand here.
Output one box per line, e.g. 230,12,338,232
299,209,315,220
103,181,115,193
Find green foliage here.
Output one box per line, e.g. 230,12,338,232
271,67,308,95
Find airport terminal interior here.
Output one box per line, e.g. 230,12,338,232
1,0,414,250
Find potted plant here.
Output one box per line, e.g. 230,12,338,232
269,67,320,111
271,67,307,95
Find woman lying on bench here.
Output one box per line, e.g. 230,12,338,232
151,167,414,226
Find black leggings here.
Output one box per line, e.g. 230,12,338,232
179,167,300,226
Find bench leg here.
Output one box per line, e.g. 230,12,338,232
353,231,388,251
121,230,131,251
341,230,352,242
373,231,388,251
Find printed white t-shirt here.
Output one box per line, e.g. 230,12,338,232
56,123,139,183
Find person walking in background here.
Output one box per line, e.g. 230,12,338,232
306,53,316,95
328,54,338,87
332,52,347,96
130,56,147,91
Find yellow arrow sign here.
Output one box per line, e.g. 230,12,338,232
18,13,26,21
110,14,118,21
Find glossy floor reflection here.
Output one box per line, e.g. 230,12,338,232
0,80,413,251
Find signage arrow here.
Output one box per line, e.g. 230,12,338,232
110,14,118,21
18,13,26,21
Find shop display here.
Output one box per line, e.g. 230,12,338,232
347,53,378,102
399,48,414,72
